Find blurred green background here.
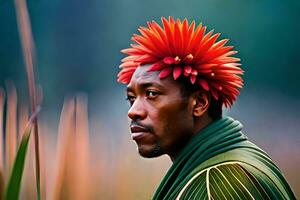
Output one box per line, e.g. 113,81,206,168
1,0,299,198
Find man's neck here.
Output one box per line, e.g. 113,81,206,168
169,115,214,162
192,114,213,136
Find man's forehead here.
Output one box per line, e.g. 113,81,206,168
133,65,159,79
127,65,161,87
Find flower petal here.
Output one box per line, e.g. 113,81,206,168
190,75,197,84
198,79,210,91
184,65,192,74
159,67,172,78
211,89,219,100
148,61,165,71
173,66,182,80
163,57,175,64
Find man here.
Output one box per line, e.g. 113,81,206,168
117,17,296,199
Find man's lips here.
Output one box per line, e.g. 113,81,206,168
130,125,151,140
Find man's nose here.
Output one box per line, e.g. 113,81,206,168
128,98,146,120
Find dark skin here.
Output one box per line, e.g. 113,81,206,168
126,64,213,161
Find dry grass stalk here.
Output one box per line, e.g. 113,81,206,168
0,87,5,200
20,114,45,200
73,94,91,199
51,95,92,200
0,170,3,200
0,88,5,172
18,104,29,143
52,97,76,200
5,82,17,177
20,129,36,200
14,0,41,195
39,126,47,200
17,103,32,198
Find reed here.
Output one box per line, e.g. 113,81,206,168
4,82,17,177
14,0,41,198
0,88,5,174
0,87,5,200
51,94,91,200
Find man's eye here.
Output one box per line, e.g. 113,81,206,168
126,95,136,105
146,90,159,98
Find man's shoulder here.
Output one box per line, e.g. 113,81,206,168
176,161,294,200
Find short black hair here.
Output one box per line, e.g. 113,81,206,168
176,76,222,120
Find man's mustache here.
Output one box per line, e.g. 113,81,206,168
130,121,154,133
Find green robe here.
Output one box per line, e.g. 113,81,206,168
152,117,296,200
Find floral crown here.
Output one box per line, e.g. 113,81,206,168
117,17,244,107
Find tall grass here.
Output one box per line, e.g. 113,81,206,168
0,84,172,199
4,82,17,178
0,1,171,198
14,0,41,197
51,95,91,200
0,88,4,200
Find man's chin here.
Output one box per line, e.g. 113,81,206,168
137,145,163,158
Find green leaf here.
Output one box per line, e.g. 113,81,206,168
4,127,32,200
0,170,4,200
176,161,286,199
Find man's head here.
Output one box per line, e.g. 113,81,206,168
118,17,243,160
127,64,215,160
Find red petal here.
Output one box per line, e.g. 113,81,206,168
197,69,213,74
211,89,219,100
182,19,189,52
163,57,175,64
162,17,175,53
194,33,220,60
190,75,197,84
119,66,138,73
222,50,238,57
184,66,192,74
186,21,195,51
201,46,233,62
121,47,144,55
211,39,229,50
147,61,165,71
121,55,139,62
169,16,175,24
138,27,168,55
119,61,139,68
117,70,135,83
191,69,198,76
173,66,182,80
173,22,183,55
189,25,206,52
159,67,172,78
198,79,210,91
210,82,222,91
135,54,157,63
132,34,161,57
195,64,215,69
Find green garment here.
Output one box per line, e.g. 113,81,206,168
152,117,296,200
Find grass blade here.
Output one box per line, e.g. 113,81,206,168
4,128,31,200
14,0,41,198
5,82,17,176
4,108,40,200
0,169,4,200
0,87,5,175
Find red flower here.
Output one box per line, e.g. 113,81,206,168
118,17,244,107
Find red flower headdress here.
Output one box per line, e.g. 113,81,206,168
117,17,244,107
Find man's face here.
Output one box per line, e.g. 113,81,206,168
126,64,196,159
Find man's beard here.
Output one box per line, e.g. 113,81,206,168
138,143,164,158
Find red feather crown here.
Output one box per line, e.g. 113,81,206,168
117,17,244,107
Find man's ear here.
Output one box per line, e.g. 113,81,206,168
192,91,209,117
